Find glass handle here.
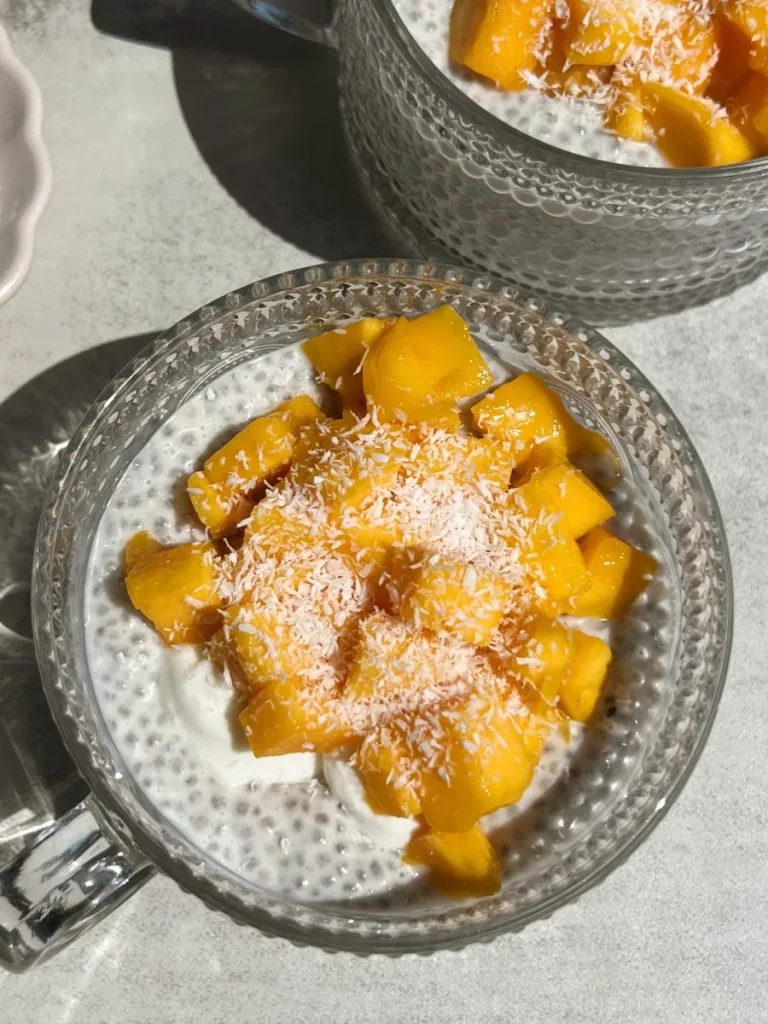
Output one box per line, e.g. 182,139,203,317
0,795,153,972
234,0,336,45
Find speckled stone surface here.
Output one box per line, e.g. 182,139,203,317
1,1,767,1021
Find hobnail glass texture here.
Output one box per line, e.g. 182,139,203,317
33,260,732,952
335,0,768,324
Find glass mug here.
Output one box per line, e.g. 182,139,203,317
0,261,732,971
236,0,768,324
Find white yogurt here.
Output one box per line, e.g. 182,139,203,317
160,647,318,787
393,0,668,167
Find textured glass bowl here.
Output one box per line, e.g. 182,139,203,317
32,260,732,953
333,0,768,324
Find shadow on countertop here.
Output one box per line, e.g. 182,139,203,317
0,333,154,864
91,0,394,260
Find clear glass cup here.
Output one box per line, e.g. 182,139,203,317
0,260,732,970
234,0,768,324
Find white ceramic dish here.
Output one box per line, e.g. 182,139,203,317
0,23,51,307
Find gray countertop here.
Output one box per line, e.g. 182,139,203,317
1,1,766,1021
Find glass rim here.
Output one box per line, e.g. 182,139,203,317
32,259,734,952
375,0,768,185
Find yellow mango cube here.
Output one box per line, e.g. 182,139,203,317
513,617,575,702
558,631,612,722
566,525,657,617
123,530,163,572
512,507,590,615
407,824,501,897
728,70,768,150
641,81,756,167
356,715,425,819
709,11,753,103
362,306,493,423
471,373,608,463
239,676,353,756
188,395,324,536
513,461,614,539
224,601,315,686
722,0,768,75
401,558,512,645
125,539,222,645
565,0,640,66
302,317,394,408
450,0,554,91
418,692,535,832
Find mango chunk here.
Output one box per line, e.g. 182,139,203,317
401,558,512,645
722,0,768,76
291,416,410,518
709,10,754,102
471,373,608,463
356,714,425,819
512,616,575,702
509,504,590,616
188,395,324,536
565,0,640,66
357,689,536,833
728,70,768,150
239,676,353,756
407,825,501,897
634,4,718,96
558,630,612,722
512,461,614,539
302,318,394,408
606,85,651,143
449,0,554,91
124,530,164,573
362,306,493,423
125,538,222,645
418,692,535,832
641,81,756,167
565,525,657,617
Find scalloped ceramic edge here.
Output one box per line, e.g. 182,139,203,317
32,261,734,953
0,23,51,307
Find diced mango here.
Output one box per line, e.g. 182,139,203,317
224,601,315,685
641,81,756,167
709,10,753,103
606,83,652,143
407,825,501,897
471,373,608,464
450,0,554,91
125,539,222,645
512,461,614,539
728,70,768,150
188,395,324,536
513,616,575,702
638,3,718,95
239,675,353,756
565,525,657,617
344,613,460,708
291,416,409,518
123,530,164,572
418,692,535,831
362,306,493,423
510,505,591,615
565,0,640,66
401,558,512,645
721,0,768,76
558,630,612,722
302,318,394,408
356,715,425,819
357,689,535,833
